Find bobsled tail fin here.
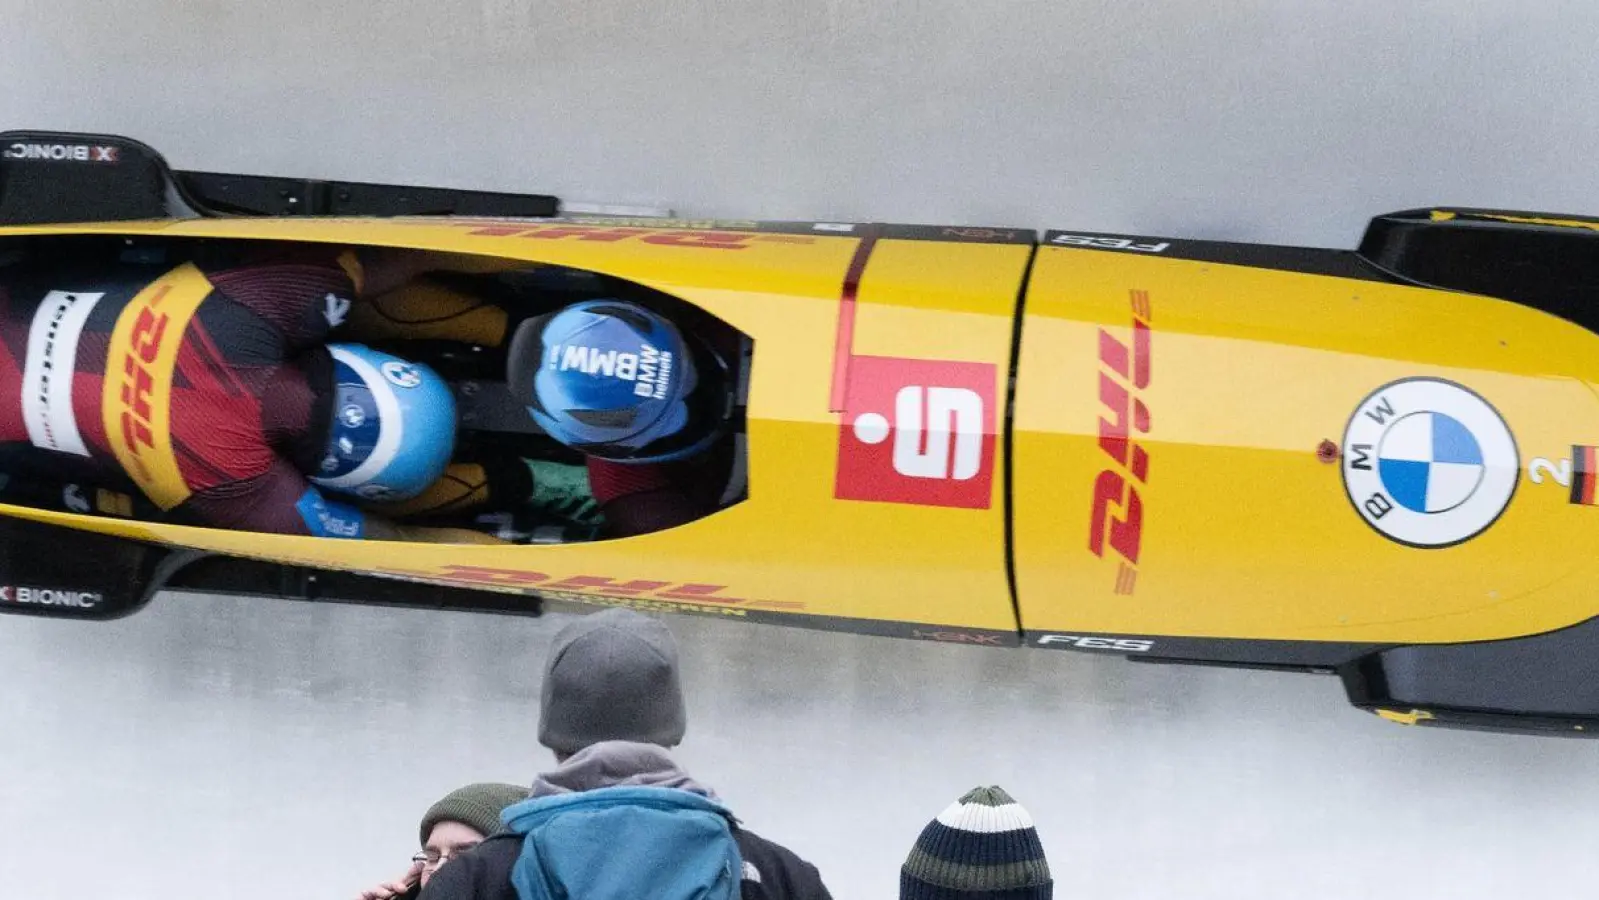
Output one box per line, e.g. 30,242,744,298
0,130,201,226
0,515,173,621
0,128,565,224
1358,206,1599,330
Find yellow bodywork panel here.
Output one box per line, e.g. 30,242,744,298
1013,246,1599,644
0,217,1029,633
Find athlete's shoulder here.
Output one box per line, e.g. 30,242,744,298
197,244,359,348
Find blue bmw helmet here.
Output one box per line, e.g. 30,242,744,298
309,344,456,501
507,299,728,463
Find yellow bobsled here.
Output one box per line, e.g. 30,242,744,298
3,129,1599,737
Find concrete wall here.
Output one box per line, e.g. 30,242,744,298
7,1,1599,243
5,2,1599,897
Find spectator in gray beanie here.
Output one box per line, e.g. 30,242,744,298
538,606,687,757
901,786,1052,899
358,782,527,900
416,607,832,900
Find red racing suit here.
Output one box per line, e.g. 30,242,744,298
0,244,370,537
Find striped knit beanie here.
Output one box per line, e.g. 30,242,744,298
900,786,1052,900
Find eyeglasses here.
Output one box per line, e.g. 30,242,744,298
411,844,479,870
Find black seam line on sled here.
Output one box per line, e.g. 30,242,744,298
999,240,1039,644
1352,250,1507,298
827,224,883,414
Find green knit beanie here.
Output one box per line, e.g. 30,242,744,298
418,782,529,845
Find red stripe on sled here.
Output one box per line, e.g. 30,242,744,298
1579,444,1592,508
829,229,881,413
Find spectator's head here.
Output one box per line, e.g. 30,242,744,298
538,608,687,760
900,786,1052,900
414,782,527,887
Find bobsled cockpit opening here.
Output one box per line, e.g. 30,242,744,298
0,233,751,545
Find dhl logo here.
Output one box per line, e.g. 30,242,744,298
1087,289,1153,596
529,217,764,230
446,221,817,249
376,563,804,611
114,292,170,483
101,265,211,509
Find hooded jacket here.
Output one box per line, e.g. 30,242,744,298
417,742,830,900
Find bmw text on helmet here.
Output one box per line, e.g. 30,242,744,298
550,341,674,400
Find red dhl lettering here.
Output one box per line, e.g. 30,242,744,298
1087,289,1153,596
388,564,770,606
464,224,751,249
112,301,171,481
465,225,650,240
543,575,672,595
440,565,548,584
450,222,814,249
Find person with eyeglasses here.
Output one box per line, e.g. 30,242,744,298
357,782,528,900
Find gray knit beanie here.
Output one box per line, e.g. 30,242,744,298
417,782,528,845
538,608,687,756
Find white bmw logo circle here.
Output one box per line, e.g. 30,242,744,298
1341,377,1518,548
381,360,423,388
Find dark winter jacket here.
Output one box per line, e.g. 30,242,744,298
415,822,830,900
415,742,830,900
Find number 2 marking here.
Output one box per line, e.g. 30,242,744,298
1530,457,1572,487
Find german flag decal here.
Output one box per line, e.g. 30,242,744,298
1571,445,1599,506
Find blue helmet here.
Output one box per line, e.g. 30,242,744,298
507,300,728,463
309,344,456,502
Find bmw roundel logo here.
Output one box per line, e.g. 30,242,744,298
381,360,423,388
1341,377,1519,548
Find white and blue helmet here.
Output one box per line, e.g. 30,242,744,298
309,343,456,502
